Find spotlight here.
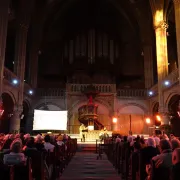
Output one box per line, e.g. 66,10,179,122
12,79,18,85
29,90,33,95
112,117,117,123
164,80,170,86
148,91,153,96
145,118,151,124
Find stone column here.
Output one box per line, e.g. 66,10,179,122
25,111,34,133
154,21,169,125
10,105,23,133
143,45,154,88
29,50,39,88
10,23,28,132
0,1,10,98
173,0,180,83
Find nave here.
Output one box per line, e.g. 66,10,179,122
60,152,121,180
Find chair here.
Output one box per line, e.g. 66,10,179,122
24,149,45,180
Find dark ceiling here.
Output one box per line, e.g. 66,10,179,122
5,0,176,89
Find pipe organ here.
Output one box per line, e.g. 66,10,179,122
63,29,120,64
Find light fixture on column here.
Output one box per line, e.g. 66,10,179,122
28,90,33,95
145,117,151,124
148,91,153,96
12,79,18,85
112,117,117,123
164,80,170,86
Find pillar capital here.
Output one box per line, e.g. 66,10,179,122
173,0,180,5
154,20,168,30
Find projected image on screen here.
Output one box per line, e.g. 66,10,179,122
33,110,67,130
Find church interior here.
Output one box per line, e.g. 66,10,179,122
0,0,180,180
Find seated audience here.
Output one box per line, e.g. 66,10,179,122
3,139,26,165
23,137,37,151
35,134,45,151
172,148,180,180
44,135,55,152
57,135,64,146
171,139,180,151
148,139,172,180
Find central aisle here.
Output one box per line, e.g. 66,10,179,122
60,152,121,180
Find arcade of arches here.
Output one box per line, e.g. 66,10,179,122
1,0,180,136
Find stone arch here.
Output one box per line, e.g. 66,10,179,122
118,102,148,114
165,92,180,107
68,99,112,133
152,102,159,115
166,94,180,136
2,90,16,104
1,92,14,133
117,103,148,135
35,102,63,110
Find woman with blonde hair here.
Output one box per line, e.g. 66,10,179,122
3,139,26,165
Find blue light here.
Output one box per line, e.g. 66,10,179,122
12,79,18,85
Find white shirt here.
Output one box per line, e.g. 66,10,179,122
44,142,55,152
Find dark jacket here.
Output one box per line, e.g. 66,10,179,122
172,162,180,180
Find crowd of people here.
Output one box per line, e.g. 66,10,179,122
0,133,75,179
111,133,180,180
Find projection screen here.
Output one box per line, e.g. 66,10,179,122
33,110,67,130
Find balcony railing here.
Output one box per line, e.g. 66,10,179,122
67,84,116,93
117,89,147,98
36,88,65,97
149,68,179,95
3,67,17,83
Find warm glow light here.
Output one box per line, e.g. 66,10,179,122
146,118,151,124
156,115,161,121
112,117,117,123
88,125,94,131
155,10,163,27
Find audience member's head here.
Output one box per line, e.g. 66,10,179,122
139,138,146,148
26,137,35,148
159,139,171,152
57,135,63,141
24,133,30,140
35,134,43,143
123,136,127,142
133,142,141,152
128,136,133,143
44,135,51,143
147,137,155,147
10,139,22,153
172,148,180,165
171,139,180,151
154,137,160,146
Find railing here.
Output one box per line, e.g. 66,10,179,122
149,68,179,95
165,68,179,86
67,84,116,93
3,67,17,83
36,88,65,97
117,89,147,98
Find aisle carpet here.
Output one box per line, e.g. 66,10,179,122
60,152,121,180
